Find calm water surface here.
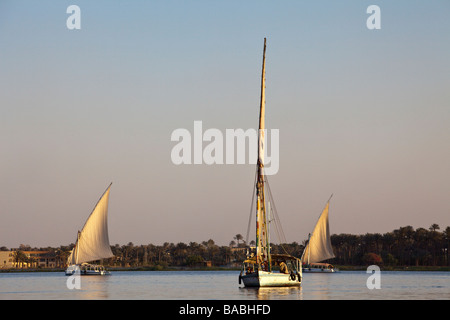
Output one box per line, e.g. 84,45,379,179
0,270,448,300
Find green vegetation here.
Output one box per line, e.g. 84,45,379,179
331,224,450,268
1,224,449,271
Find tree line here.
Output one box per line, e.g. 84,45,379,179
331,224,450,267
2,224,449,269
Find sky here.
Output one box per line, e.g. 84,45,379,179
1,1,449,248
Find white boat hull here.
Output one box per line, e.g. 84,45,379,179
240,271,301,287
302,263,337,273
303,268,336,273
65,264,110,276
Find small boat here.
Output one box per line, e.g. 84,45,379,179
301,196,337,273
65,183,114,276
302,262,336,273
239,38,302,287
65,263,110,276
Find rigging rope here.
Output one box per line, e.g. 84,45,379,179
245,170,291,256
245,169,258,245
264,176,290,255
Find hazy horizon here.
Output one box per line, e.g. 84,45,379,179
1,1,449,249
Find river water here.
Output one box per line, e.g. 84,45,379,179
0,270,448,300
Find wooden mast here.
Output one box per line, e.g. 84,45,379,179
256,38,271,272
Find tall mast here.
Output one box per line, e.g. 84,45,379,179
258,37,266,162
76,231,80,265
256,38,271,271
308,233,311,265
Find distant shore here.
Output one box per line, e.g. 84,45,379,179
335,265,450,272
1,265,449,273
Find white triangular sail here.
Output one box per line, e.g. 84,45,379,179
67,184,114,265
302,199,335,264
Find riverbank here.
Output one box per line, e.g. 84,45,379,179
0,266,241,273
336,265,450,271
1,265,449,273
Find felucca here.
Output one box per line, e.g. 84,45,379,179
301,196,337,273
65,183,114,276
239,38,302,287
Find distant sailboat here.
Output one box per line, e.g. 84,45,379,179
301,196,337,273
65,183,114,276
239,38,302,287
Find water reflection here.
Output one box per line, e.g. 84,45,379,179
71,275,111,299
1,270,448,300
302,273,335,299
240,286,303,300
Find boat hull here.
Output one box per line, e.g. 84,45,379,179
65,264,110,276
302,263,337,273
303,268,336,273
240,271,301,287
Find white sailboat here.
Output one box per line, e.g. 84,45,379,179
65,183,114,276
239,38,302,287
301,196,337,273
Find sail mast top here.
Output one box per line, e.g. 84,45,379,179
258,38,267,174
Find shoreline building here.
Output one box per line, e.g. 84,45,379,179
0,250,63,269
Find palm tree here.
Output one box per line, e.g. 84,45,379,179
429,224,440,232
445,226,450,266
174,242,188,266
146,244,156,265
13,251,28,268
234,234,244,247
203,239,219,265
428,225,442,265
393,226,414,265
414,228,429,266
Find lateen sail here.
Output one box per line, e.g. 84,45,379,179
67,183,114,265
302,199,335,264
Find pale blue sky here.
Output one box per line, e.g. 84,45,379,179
1,1,449,248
